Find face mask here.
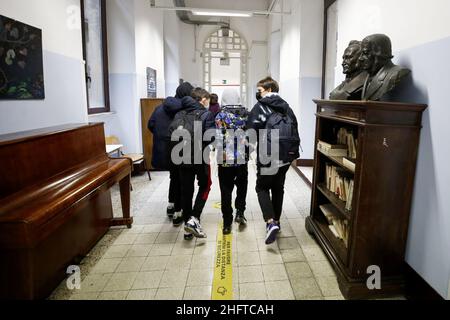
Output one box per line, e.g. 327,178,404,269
256,92,263,101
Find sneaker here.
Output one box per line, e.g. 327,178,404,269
184,233,194,241
185,217,207,238
167,207,175,218
223,224,232,235
172,211,183,227
275,221,281,232
265,222,280,245
235,211,247,225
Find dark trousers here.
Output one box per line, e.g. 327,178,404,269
218,165,248,226
255,165,290,222
179,165,212,222
168,165,181,212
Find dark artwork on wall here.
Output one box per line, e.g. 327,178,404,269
147,67,157,98
0,15,45,100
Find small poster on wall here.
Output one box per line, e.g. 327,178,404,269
0,15,45,100
147,67,157,98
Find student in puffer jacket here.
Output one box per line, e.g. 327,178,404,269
215,89,249,235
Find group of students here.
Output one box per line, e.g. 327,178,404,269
148,77,300,245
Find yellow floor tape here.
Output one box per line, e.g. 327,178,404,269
212,223,233,300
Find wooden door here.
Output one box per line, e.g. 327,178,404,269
141,98,164,169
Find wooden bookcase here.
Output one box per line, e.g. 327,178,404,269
306,99,428,299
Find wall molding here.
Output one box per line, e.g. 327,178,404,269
405,263,444,300
291,162,312,188
297,159,314,167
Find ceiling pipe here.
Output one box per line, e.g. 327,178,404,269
267,0,278,17
172,0,230,27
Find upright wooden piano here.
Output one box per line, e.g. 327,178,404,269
0,123,133,300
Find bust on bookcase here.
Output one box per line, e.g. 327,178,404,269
306,99,427,299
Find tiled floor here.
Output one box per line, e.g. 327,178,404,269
49,163,346,300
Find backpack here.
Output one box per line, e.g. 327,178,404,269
216,106,249,166
264,109,300,164
168,108,208,165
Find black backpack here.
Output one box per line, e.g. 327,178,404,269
168,108,208,165
264,109,300,164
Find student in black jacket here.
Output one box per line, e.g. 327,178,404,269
173,88,216,239
247,77,300,245
148,82,194,218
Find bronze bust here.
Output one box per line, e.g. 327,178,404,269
330,41,368,100
360,34,411,101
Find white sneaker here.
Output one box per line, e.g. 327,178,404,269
184,217,207,238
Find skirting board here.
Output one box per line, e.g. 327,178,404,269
297,159,314,167
404,263,444,300
292,161,312,188
292,159,314,188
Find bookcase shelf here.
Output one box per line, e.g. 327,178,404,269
318,151,355,174
306,99,427,300
317,183,351,220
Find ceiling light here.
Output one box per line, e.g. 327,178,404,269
191,10,253,18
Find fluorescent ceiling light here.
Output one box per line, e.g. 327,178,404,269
191,9,253,17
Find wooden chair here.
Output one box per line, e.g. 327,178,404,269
106,135,151,181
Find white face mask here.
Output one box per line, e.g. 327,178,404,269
201,99,210,109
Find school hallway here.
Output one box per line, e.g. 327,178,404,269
48,164,345,300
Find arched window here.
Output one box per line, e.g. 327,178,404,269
203,28,248,107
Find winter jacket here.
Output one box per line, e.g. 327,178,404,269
221,89,241,106
148,97,184,169
180,96,216,132
247,93,299,168
175,96,216,166
209,103,221,116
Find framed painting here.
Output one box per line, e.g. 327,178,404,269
0,15,45,100
147,67,157,98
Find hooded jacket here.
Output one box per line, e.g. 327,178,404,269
221,89,241,107
247,93,299,167
180,96,216,132
171,96,216,166
247,94,297,130
147,83,194,169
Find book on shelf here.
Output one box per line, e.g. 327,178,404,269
319,204,337,224
342,157,356,172
337,128,358,159
329,225,340,238
317,140,348,157
319,204,349,247
325,163,354,211
345,180,354,212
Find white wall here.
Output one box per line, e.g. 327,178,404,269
94,0,166,154
333,0,450,299
0,0,88,134
134,0,165,99
275,0,323,160
164,10,183,96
